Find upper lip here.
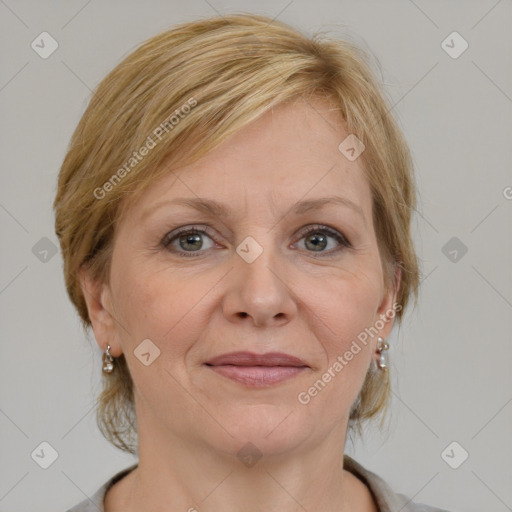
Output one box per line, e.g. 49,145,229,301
204,351,309,367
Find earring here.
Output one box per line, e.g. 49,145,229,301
102,344,115,373
376,336,389,371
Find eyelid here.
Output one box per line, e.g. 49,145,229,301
161,224,218,247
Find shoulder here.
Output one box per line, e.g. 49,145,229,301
343,455,452,512
65,464,138,512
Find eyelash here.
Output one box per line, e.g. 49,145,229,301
161,224,351,258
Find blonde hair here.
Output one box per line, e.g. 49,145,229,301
54,13,419,454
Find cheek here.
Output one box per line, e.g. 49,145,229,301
301,263,382,346
296,261,382,403
112,262,214,354
296,274,379,420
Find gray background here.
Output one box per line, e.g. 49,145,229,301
1,1,511,511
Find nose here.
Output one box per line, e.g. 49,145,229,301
222,240,297,328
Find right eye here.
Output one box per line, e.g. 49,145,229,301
162,226,218,257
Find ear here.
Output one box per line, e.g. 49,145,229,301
79,266,123,357
375,265,402,341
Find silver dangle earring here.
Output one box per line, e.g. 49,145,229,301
102,344,115,374
376,336,389,371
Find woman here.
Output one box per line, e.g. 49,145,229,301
55,13,450,512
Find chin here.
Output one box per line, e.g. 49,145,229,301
201,405,319,460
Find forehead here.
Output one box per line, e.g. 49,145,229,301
125,97,372,222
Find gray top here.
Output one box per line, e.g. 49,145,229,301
66,455,450,512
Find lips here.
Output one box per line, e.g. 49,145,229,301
204,351,309,387
204,351,309,368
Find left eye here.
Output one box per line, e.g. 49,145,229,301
293,225,350,254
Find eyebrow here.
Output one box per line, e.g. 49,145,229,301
142,195,366,224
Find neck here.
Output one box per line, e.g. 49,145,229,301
107,407,363,512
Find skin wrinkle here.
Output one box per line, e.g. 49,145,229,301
82,97,394,512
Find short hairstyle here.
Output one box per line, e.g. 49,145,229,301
54,13,419,454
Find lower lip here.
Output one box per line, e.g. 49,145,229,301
206,365,307,387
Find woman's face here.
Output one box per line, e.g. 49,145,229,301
83,97,398,458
